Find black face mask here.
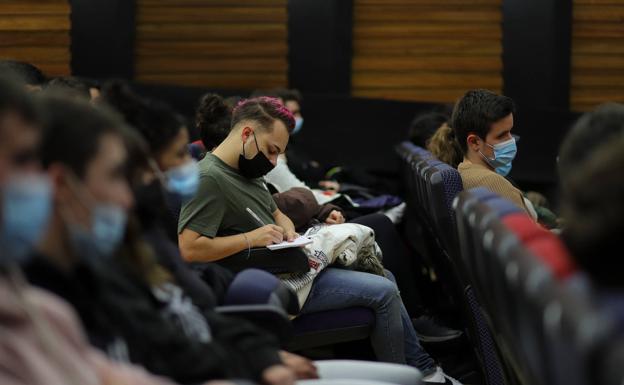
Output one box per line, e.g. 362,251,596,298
238,132,275,179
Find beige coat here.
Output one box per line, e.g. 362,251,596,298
458,160,531,215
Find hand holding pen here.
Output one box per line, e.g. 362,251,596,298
245,207,285,246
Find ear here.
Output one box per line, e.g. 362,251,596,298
240,126,253,143
47,163,71,204
466,134,482,152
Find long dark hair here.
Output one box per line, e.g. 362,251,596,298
100,81,185,157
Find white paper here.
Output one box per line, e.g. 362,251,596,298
312,189,342,205
266,236,313,250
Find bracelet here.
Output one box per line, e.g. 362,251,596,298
242,232,251,259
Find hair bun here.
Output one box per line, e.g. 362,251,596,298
196,93,229,128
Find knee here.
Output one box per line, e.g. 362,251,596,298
384,269,397,283
374,275,401,303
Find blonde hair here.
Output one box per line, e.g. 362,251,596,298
426,123,463,168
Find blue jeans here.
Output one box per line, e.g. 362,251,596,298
299,268,436,375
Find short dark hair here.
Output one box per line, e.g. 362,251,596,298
0,60,46,86
451,89,516,154
40,96,127,179
232,97,295,133
75,77,100,90
0,76,38,128
558,103,624,184
561,135,624,288
250,89,279,99
100,81,185,156
408,111,449,148
274,88,303,104
195,93,232,150
45,76,91,100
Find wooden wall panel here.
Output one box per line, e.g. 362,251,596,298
352,0,503,103
0,0,70,77
571,0,624,112
135,0,288,89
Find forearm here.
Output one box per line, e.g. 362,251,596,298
179,233,249,262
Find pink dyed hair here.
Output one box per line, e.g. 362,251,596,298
232,96,295,133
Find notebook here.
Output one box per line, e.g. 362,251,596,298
266,236,313,250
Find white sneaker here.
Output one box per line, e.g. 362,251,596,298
422,366,463,385
382,202,406,224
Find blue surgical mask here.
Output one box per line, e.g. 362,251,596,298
292,117,304,135
68,203,127,260
164,160,199,201
0,174,52,263
63,173,128,260
479,137,517,176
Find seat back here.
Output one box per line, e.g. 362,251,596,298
453,187,498,279
419,162,507,385
225,268,300,314
541,282,614,385
465,195,614,385
599,335,624,385
473,198,524,302
426,162,463,257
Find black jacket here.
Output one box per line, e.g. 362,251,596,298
22,253,281,384
143,226,233,308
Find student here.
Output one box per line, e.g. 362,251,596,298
561,136,623,289
409,110,449,149
23,96,296,385
559,126,624,329
101,84,230,297
100,82,198,241
427,123,463,169
559,103,624,290
558,102,624,187
196,93,239,151
45,76,91,100
447,89,533,215
258,88,337,192
0,60,46,92
198,96,337,227
179,96,462,384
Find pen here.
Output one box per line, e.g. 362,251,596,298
246,207,266,227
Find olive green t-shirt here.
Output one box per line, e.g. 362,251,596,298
178,153,277,238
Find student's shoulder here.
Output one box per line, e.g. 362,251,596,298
478,170,518,190
201,153,238,177
198,156,227,181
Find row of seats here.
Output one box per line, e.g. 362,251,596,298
396,141,624,385
397,141,506,385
